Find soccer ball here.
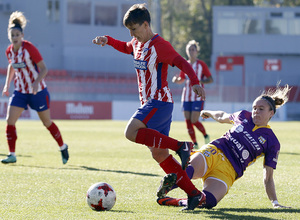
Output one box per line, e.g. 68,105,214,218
86,182,116,211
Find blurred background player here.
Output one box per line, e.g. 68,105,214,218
172,40,213,149
93,3,207,209
157,84,291,210
1,11,69,164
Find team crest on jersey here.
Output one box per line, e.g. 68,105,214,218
142,48,149,56
258,136,266,144
134,59,147,70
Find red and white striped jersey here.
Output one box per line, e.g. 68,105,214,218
107,34,191,105
131,34,181,105
6,40,47,94
179,60,212,102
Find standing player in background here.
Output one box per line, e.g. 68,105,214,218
93,4,207,209
172,40,213,149
157,84,292,210
1,11,69,164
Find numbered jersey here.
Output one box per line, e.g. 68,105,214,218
211,110,280,178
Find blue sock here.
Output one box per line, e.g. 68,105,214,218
202,190,217,209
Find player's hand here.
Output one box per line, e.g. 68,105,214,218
200,110,211,119
273,203,292,209
192,84,205,100
172,76,178,83
2,86,9,97
92,36,108,46
31,81,39,95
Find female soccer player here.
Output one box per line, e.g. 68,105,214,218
93,4,206,207
1,11,69,164
157,84,291,210
172,40,213,148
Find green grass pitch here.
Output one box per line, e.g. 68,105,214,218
0,120,299,219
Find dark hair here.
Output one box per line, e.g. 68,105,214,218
123,3,151,27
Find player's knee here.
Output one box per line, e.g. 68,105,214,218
150,149,169,163
191,118,198,124
203,190,217,209
124,128,135,142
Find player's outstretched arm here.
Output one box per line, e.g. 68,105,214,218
200,110,231,124
263,165,292,209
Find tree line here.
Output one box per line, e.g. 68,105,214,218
150,0,300,66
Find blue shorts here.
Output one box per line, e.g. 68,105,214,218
132,99,173,136
182,101,204,112
9,88,50,112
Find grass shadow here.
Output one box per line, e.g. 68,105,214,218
9,164,160,177
191,207,300,219
0,153,32,158
77,165,160,177
280,152,300,156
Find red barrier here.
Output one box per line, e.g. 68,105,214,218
50,101,112,119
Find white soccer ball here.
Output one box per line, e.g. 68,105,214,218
86,182,116,211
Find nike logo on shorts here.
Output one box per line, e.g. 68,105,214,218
183,143,189,151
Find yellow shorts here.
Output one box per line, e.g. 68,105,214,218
193,144,237,193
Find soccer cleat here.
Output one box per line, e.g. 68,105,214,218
157,173,177,198
181,192,206,211
60,144,69,164
204,135,210,144
176,142,192,170
193,142,199,149
157,197,185,207
1,154,17,164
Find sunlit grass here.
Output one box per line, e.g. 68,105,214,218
0,120,299,219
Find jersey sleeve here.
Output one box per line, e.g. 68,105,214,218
25,42,43,64
106,36,133,55
264,136,280,169
179,70,186,79
173,56,200,86
5,46,11,63
199,60,212,78
229,110,242,124
154,40,180,65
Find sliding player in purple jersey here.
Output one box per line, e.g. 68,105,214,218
157,84,291,210
93,4,207,209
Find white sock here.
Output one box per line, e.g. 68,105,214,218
60,144,67,151
10,152,16,156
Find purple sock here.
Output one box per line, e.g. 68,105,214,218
171,165,194,190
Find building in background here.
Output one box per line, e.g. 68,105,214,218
0,0,145,73
0,1,299,119
211,6,300,119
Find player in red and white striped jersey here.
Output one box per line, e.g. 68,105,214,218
1,11,69,164
173,40,213,148
93,4,207,210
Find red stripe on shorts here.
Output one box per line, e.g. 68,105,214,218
143,108,158,124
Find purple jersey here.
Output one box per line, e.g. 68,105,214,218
211,110,280,178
